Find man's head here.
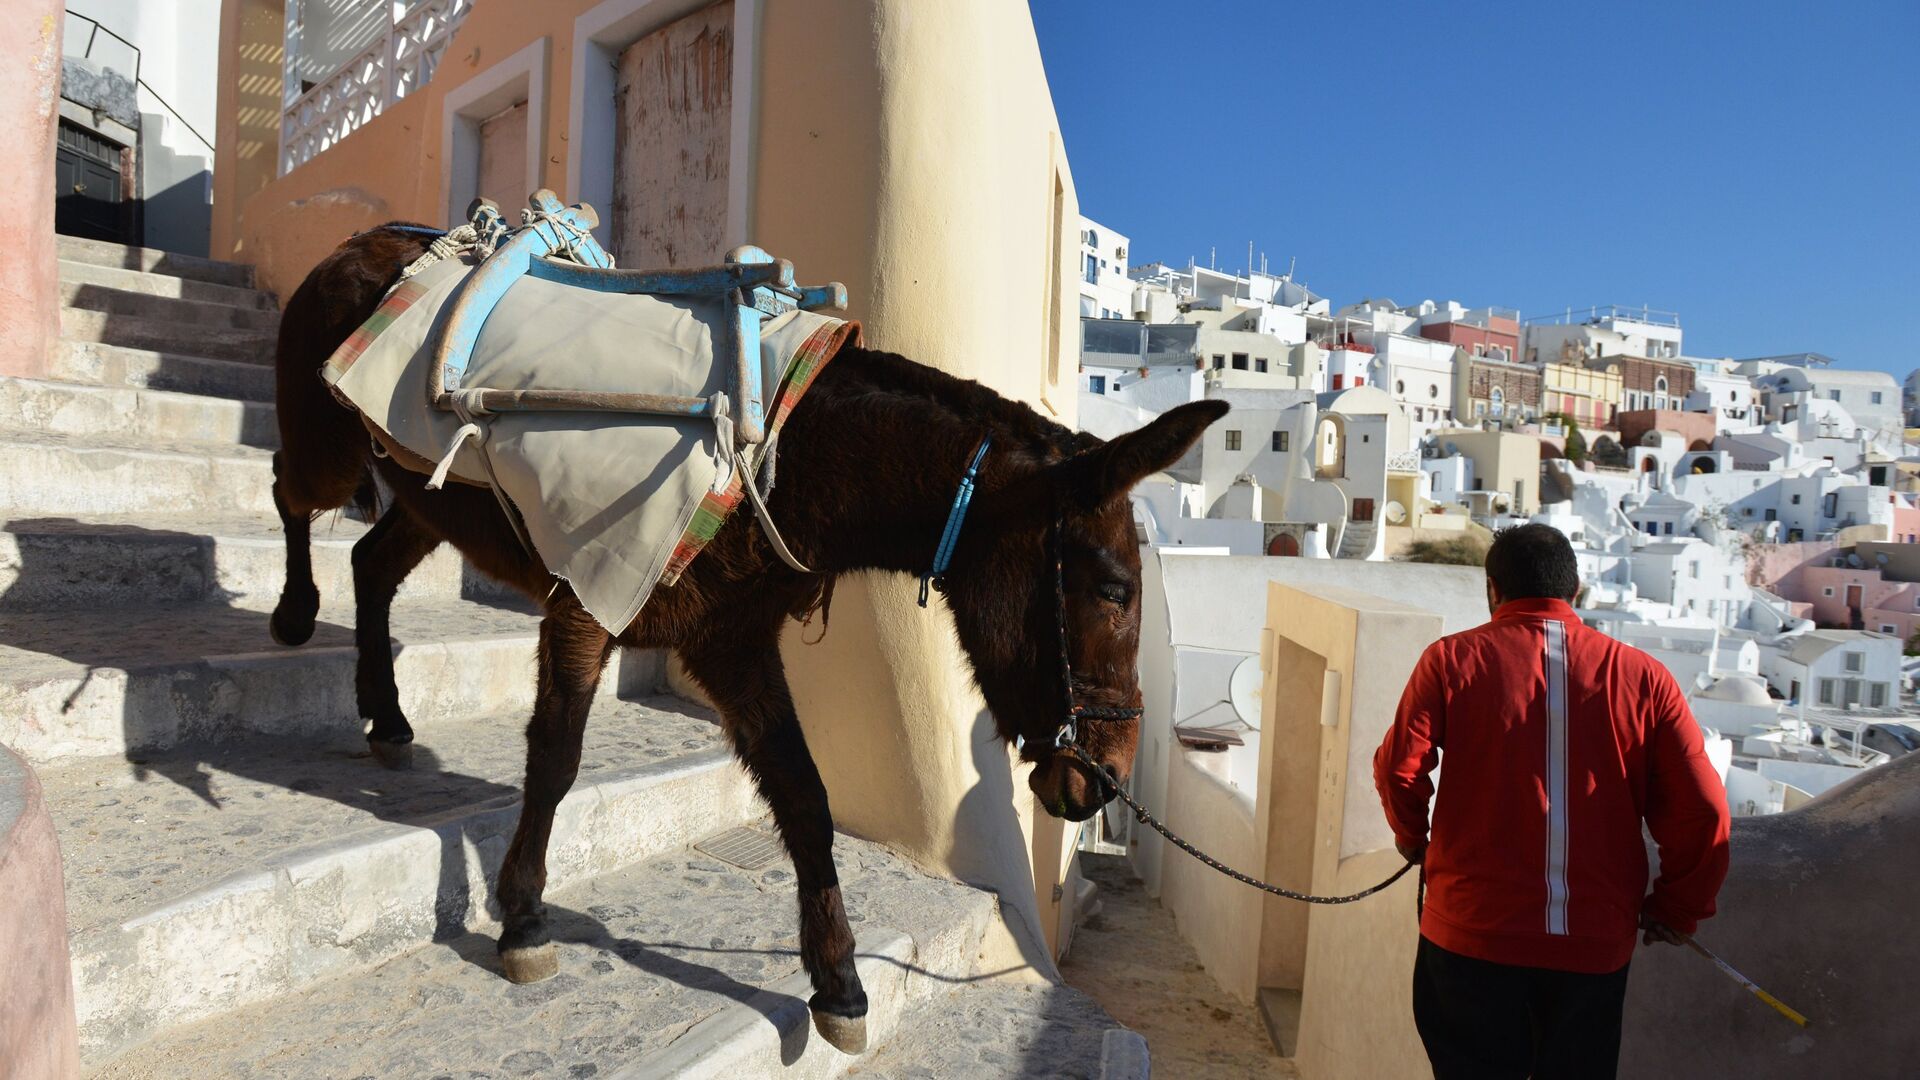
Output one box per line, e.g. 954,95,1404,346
1484,523,1580,612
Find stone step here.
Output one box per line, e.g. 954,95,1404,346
832,984,1143,1080
86,832,997,1079
49,339,276,403
56,235,256,289
0,428,274,518
0,598,621,763
0,375,278,450
61,307,276,365
48,695,755,1068
61,279,281,333
58,258,277,312
0,511,512,613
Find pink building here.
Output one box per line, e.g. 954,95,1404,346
1419,308,1521,362
1759,540,1920,641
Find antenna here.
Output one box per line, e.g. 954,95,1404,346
1209,246,1216,270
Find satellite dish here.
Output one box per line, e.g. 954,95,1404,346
1228,655,1262,732
1847,553,1864,569
1444,441,1460,456
1878,553,1891,566
1385,500,1409,524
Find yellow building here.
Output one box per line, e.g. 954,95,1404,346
1539,360,1623,431
213,0,1086,967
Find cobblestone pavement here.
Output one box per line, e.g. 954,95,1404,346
846,983,1119,1080
91,835,989,1079
1061,853,1298,1078
46,696,725,936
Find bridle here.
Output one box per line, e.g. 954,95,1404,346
915,435,1143,751
918,434,1418,910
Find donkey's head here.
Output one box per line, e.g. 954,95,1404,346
943,400,1228,821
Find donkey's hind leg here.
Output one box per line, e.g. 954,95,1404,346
495,596,613,982
680,639,870,1054
351,505,442,768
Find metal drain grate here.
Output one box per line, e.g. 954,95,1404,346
694,826,788,871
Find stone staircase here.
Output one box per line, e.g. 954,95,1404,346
3,238,1138,1079
1335,518,1378,560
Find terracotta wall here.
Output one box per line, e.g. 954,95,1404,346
0,748,80,1079
1,0,63,378
1617,407,1716,450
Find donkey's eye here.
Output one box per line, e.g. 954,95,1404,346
1097,583,1131,605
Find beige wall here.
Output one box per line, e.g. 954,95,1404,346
1436,428,1542,515
0,0,62,379
214,0,1083,970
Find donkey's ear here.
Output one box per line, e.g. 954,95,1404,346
1069,399,1230,505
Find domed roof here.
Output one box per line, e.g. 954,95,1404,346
1699,674,1774,707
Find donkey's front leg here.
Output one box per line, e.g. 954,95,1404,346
682,642,869,1054
495,599,613,983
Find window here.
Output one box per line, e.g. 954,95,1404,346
1396,380,1406,394
1213,354,1225,369
1689,562,1700,578
1818,679,1837,705
1844,652,1864,673
1828,389,1842,401
1871,682,1888,708
1273,431,1289,452
1765,508,1777,521
1823,587,1835,597
1254,357,1268,373
1880,624,1898,636
1872,391,1884,405
1232,353,1249,370
1791,494,1802,505
1430,384,1440,399
1742,507,1753,517
1664,521,1674,535
1225,430,1242,451
1087,375,1106,394
1655,376,1668,394
1084,254,1098,284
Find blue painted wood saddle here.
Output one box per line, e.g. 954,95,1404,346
430,189,847,450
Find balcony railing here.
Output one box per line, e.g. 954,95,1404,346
1523,304,1682,329
280,0,473,175
1386,450,1422,473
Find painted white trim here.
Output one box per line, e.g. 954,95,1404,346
1542,618,1571,936
440,38,550,229
563,0,759,252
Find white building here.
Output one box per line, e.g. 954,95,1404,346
1078,216,1133,318
1760,630,1904,719
1523,305,1684,364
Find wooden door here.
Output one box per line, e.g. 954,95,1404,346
56,120,133,243
475,101,530,208
612,1,733,268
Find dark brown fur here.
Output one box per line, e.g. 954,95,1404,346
270,225,1225,1037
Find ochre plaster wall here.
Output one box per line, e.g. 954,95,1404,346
2,1,62,379
213,0,1081,972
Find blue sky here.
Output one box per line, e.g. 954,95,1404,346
1031,1,1919,375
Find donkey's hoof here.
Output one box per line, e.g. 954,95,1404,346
269,600,317,647
810,1009,868,1055
499,943,559,984
368,738,414,770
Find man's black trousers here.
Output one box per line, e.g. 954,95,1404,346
1412,935,1631,1079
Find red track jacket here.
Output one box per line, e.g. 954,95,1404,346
1374,598,1731,974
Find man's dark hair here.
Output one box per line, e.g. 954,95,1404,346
1485,523,1580,601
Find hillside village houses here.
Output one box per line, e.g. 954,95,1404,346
1075,214,1917,825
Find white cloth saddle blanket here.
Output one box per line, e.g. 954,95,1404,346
323,253,856,632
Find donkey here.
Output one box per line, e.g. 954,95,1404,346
268,224,1226,1052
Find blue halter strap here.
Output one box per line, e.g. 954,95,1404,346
918,435,993,607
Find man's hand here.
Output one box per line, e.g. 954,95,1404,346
1396,837,1426,865
1640,914,1684,947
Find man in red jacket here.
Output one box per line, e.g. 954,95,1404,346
1375,524,1730,1079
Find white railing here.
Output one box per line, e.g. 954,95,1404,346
280,0,473,175
1386,450,1422,473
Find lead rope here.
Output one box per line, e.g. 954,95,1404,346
1047,509,1415,907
